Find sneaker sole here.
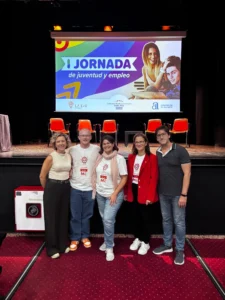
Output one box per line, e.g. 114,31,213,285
174,261,185,265
138,250,149,255
130,247,140,251
174,255,185,265
129,244,141,251
153,248,173,255
106,256,115,261
51,253,60,259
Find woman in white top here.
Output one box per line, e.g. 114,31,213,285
125,133,158,255
39,133,72,259
142,42,169,90
92,135,127,261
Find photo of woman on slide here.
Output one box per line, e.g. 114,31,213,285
131,42,169,99
132,43,181,100
141,42,165,90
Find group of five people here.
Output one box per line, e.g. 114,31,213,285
39,125,191,265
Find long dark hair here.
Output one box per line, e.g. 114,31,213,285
132,133,150,155
99,135,119,154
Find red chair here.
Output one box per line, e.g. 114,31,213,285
77,119,97,142
144,119,162,134
48,118,71,146
143,119,162,143
169,118,190,147
99,120,119,144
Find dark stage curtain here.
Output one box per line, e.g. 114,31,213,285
4,3,225,147
194,26,225,146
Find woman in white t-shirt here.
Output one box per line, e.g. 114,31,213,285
92,135,128,261
125,133,158,255
39,133,72,259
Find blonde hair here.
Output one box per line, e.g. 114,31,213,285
50,133,70,150
142,42,162,80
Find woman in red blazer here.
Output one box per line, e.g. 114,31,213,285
125,132,158,255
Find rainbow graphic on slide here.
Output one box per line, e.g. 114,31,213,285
54,39,182,112
55,40,147,99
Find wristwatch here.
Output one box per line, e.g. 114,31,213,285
181,194,187,197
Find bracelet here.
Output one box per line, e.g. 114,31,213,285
160,67,166,74
181,194,187,197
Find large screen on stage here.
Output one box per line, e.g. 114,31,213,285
52,32,185,112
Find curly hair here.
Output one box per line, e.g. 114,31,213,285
50,133,70,150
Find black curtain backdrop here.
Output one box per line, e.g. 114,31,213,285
5,1,225,146
195,23,225,146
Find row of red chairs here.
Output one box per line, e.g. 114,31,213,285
48,119,118,146
48,118,190,147
144,118,190,147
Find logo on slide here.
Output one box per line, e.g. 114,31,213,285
152,102,159,110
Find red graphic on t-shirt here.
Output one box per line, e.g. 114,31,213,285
100,174,107,182
80,167,88,175
103,164,108,171
134,163,139,170
81,156,88,164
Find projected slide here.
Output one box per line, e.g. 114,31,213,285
55,40,182,112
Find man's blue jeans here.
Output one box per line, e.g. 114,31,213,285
96,191,124,249
159,194,186,251
70,188,94,241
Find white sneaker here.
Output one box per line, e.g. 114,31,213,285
65,247,70,253
129,238,141,251
99,242,115,251
106,248,115,261
51,253,60,259
138,242,150,255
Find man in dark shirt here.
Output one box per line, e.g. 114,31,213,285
153,125,191,265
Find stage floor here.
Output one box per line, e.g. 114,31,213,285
0,143,225,159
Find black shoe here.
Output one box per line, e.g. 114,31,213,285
174,250,185,265
153,244,173,255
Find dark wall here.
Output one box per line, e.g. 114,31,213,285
4,1,197,145
0,158,225,235
4,2,225,146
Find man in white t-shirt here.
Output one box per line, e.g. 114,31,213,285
69,129,100,251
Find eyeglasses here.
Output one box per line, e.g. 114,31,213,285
79,135,91,138
135,141,145,144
